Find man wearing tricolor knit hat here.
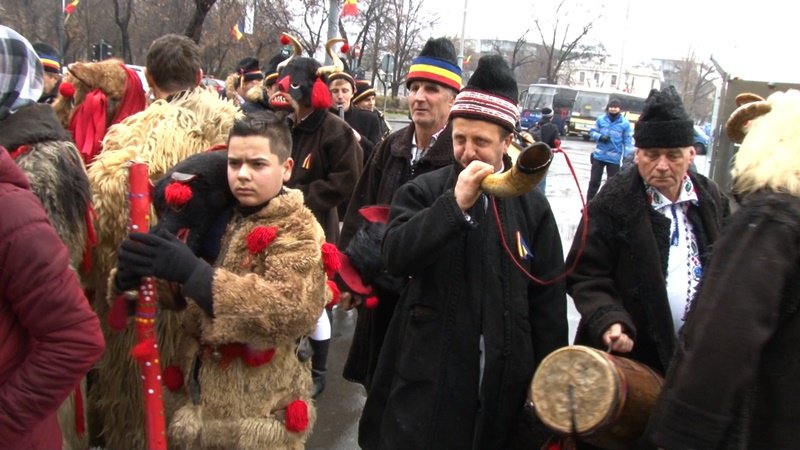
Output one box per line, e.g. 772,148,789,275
358,54,568,449
32,42,62,104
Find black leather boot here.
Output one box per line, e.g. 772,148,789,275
310,338,329,399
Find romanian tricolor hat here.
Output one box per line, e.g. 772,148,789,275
33,42,61,74
406,37,461,93
449,54,519,133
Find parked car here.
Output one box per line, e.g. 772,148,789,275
201,76,226,99
693,124,710,155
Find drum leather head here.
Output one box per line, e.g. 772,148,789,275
530,345,620,434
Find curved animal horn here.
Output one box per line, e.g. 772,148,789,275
725,100,771,144
317,38,345,76
481,142,553,198
735,92,765,107
277,33,302,72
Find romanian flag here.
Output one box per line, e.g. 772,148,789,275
464,54,472,65
230,19,244,41
302,154,312,170
516,231,533,260
341,0,358,17
64,0,80,14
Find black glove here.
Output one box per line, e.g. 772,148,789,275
119,230,205,284
113,264,141,292
599,135,611,144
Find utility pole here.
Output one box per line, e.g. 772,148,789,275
58,0,66,65
457,0,468,72
326,0,340,64
617,0,631,91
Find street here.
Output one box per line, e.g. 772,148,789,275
307,134,598,449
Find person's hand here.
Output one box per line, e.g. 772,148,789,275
118,230,204,284
599,135,611,144
339,291,364,311
455,160,494,212
602,323,634,353
113,262,141,292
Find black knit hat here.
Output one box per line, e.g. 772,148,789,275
263,52,289,86
353,79,376,104
634,86,694,148
236,57,263,81
33,42,60,74
406,37,462,92
449,54,519,132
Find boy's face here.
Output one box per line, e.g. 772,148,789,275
227,135,293,206
329,78,353,111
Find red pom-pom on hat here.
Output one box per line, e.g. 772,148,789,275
59,81,76,98
285,399,309,432
311,76,332,110
280,33,290,45
320,242,341,277
165,182,193,209
326,280,341,307
365,296,379,309
340,43,350,54
162,365,184,391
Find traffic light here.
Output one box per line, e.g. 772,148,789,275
93,40,113,61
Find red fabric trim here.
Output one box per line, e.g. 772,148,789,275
358,205,390,224
206,143,228,152
112,64,147,125
68,89,108,165
74,383,85,436
81,205,96,273
9,145,31,160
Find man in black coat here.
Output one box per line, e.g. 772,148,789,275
358,54,568,450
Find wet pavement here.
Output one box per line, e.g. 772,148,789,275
307,136,598,449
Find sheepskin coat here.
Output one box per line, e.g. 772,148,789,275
0,103,90,270
87,87,238,450
168,188,328,449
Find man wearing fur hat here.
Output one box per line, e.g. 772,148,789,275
358,54,568,449
646,90,800,449
269,35,362,397
338,37,462,391
566,86,729,382
226,56,264,107
242,51,290,113
85,33,238,450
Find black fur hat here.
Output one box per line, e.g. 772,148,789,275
634,86,694,148
406,37,461,92
263,52,289,86
449,54,519,132
236,57,264,81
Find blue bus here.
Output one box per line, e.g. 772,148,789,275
518,84,578,134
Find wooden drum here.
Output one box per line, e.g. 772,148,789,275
530,345,664,450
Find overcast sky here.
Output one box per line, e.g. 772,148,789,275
418,0,798,79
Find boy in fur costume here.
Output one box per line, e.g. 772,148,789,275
116,111,331,449
647,90,800,449
85,34,238,449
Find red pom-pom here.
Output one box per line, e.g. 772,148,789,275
340,43,350,54
320,242,341,277
59,81,76,98
246,225,279,255
365,296,379,309
165,182,193,209
107,294,131,331
130,338,157,361
242,346,275,367
280,34,291,45
162,365,184,391
326,280,340,307
285,399,309,432
311,76,332,110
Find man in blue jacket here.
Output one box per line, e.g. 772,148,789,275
587,99,633,201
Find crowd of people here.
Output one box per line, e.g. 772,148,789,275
1,21,798,450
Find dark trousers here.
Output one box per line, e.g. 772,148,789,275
587,154,621,201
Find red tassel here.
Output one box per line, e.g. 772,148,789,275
131,338,157,361
162,365,184,391
311,76,332,110
242,346,276,367
107,294,131,331
280,33,290,45
365,296,379,309
59,81,76,98
247,225,279,255
73,384,85,436
320,242,341,277
326,280,341,307
285,399,309,432
340,43,350,54
81,205,97,273
165,182,193,209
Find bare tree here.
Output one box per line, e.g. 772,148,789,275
186,0,218,43
674,51,717,123
379,0,430,96
112,0,134,62
532,0,600,84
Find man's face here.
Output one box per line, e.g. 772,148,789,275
607,106,621,115
329,79,353,111
408,80,455,131
227,135,293,207
354,95,376,112
452,117,512,172
635,146,695,201
238,77,262,97
42,72,60,94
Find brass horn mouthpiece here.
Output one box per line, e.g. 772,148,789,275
481,142,553,197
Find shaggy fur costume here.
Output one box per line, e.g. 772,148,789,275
53,58,137,127
86,87,238,450
168,188,328,449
